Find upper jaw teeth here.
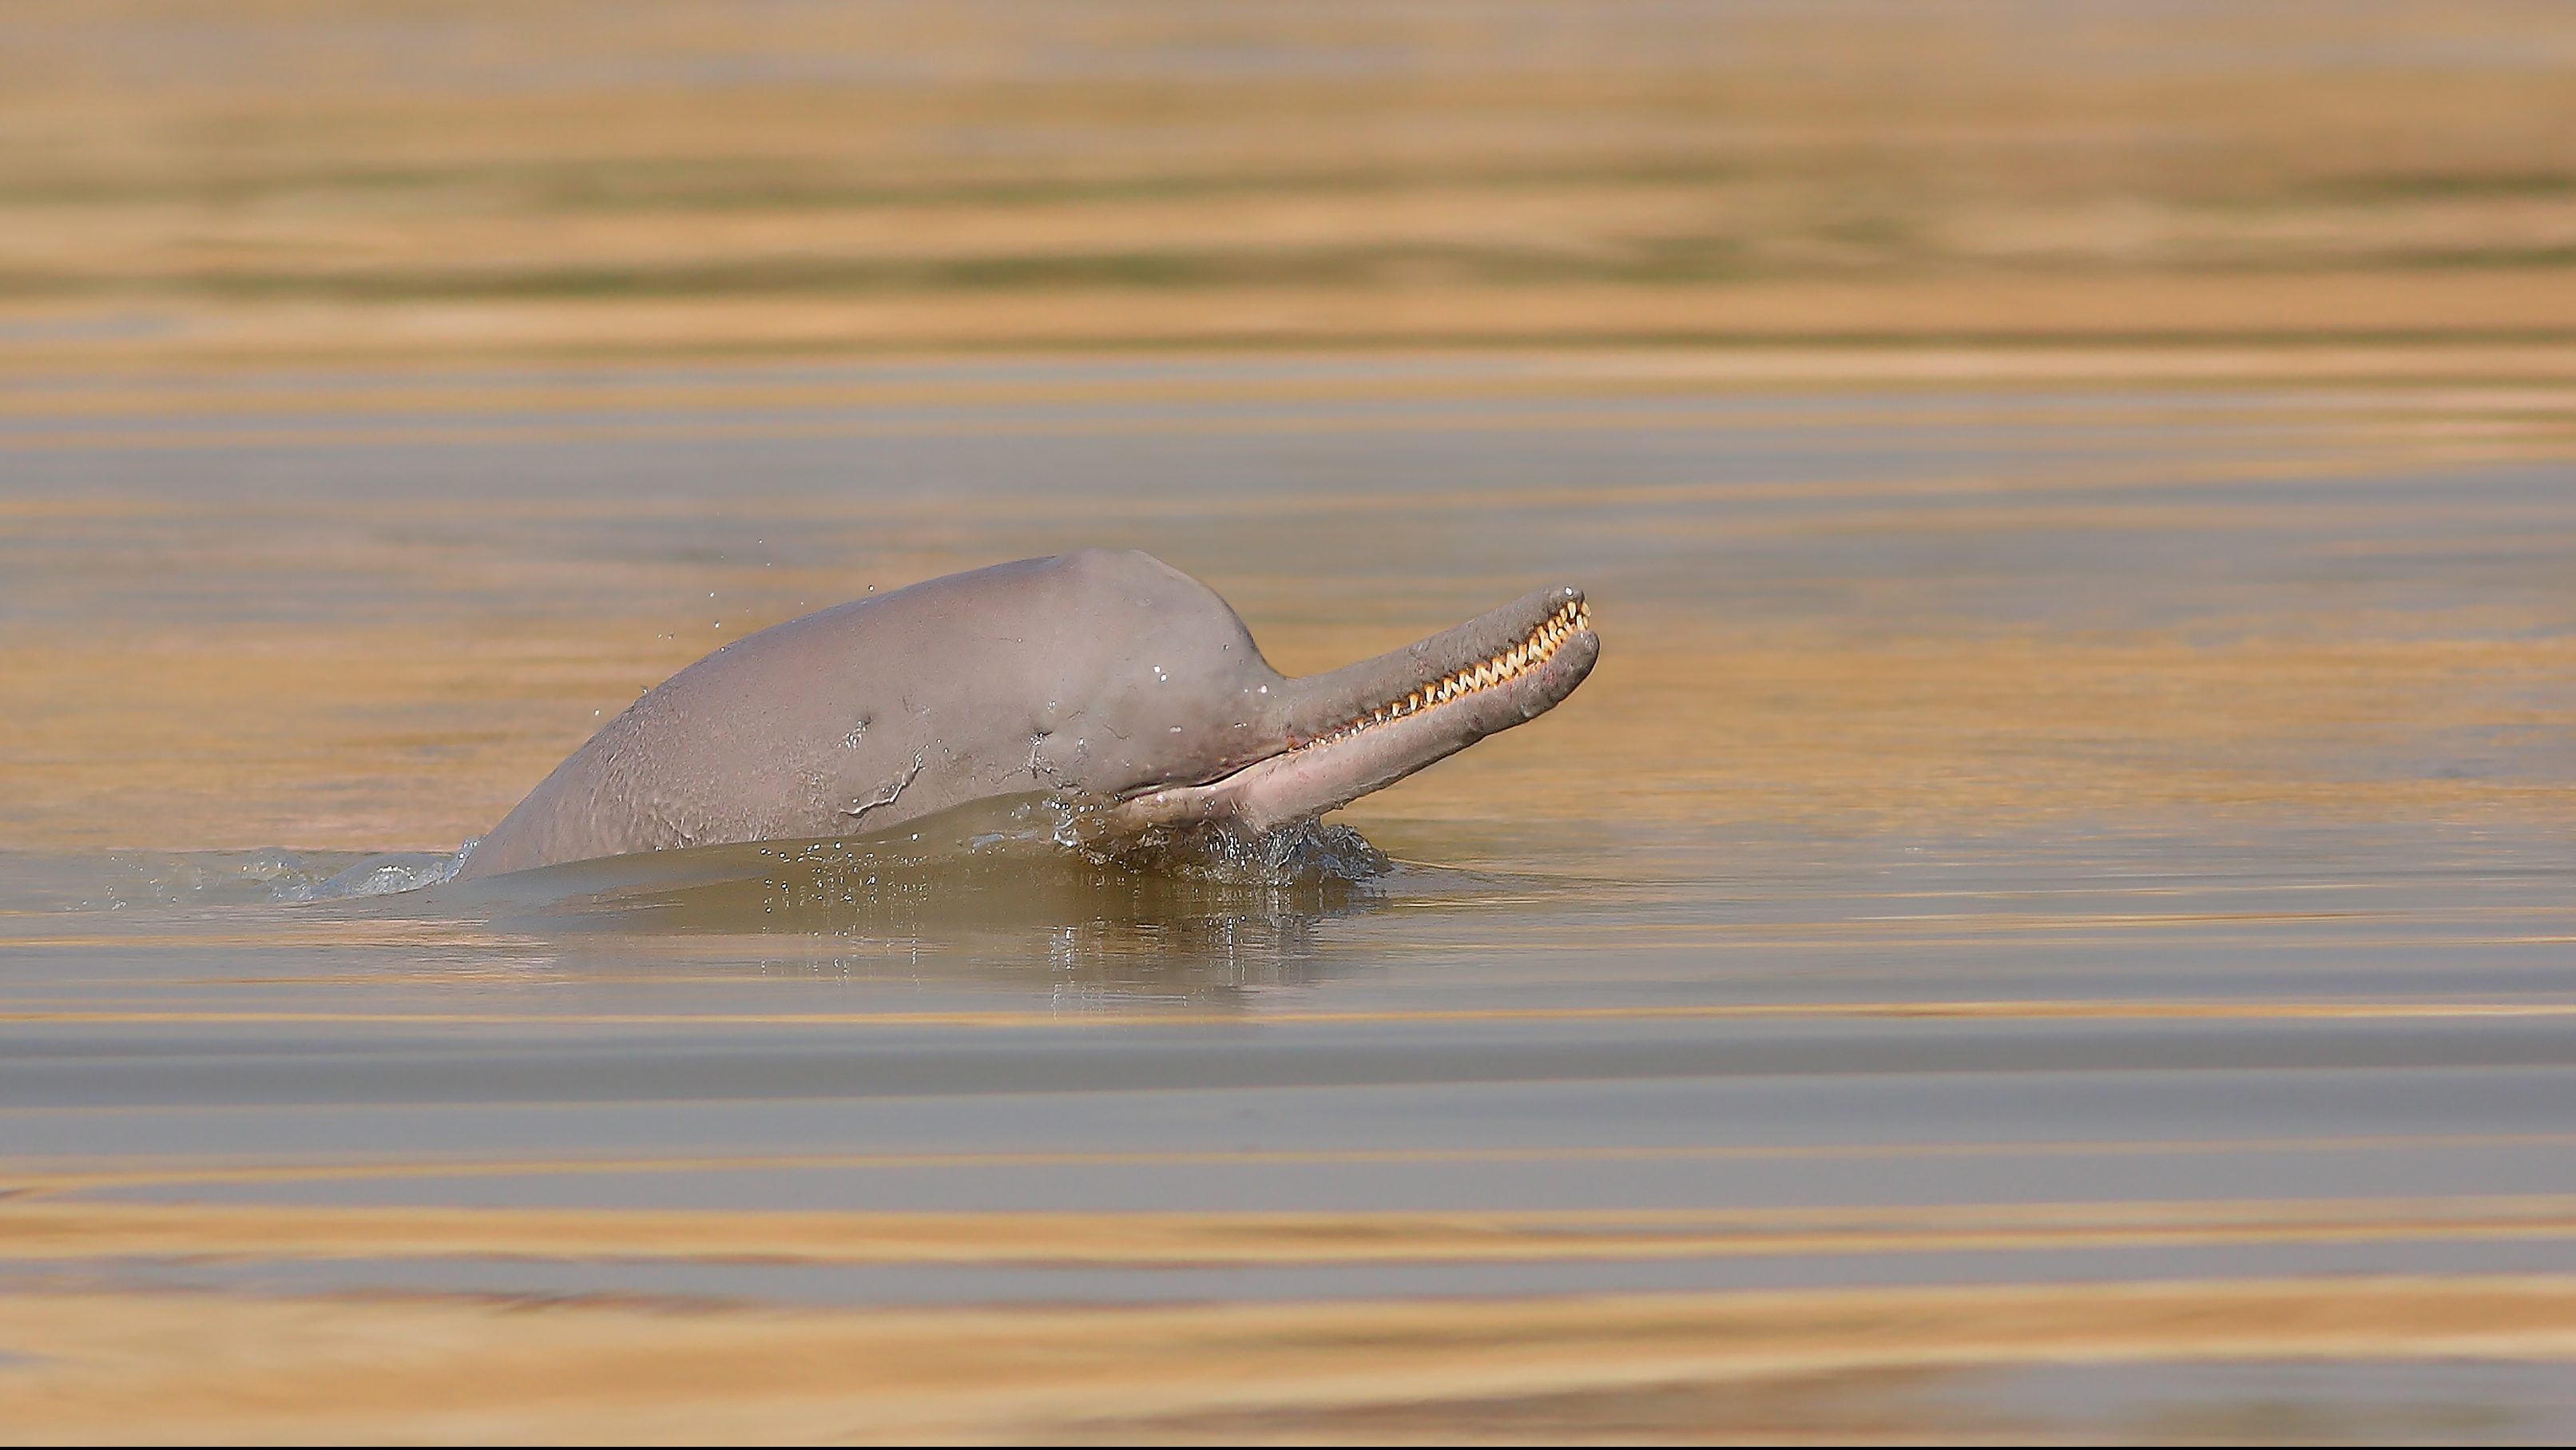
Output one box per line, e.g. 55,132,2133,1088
1298,598,1589,749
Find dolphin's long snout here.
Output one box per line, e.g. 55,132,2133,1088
1273,585,1592,744
1114,585,1598,834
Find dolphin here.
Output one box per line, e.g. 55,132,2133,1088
454,550,1596,880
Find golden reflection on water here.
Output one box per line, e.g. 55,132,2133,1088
10,1278,2576,1443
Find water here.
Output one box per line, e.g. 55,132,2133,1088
5,356,2576,1438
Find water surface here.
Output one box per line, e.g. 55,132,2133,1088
4,356,2575,1440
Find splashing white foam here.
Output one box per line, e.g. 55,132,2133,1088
265,846,472,903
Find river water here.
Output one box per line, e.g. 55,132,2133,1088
4,355,2575,1440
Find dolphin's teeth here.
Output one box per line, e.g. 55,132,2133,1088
1292,598,1588,754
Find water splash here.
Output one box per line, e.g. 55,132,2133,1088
275,847,474,903
5,841,455,913
1094,816,1391,886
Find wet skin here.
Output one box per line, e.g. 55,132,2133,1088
456,550,1596,880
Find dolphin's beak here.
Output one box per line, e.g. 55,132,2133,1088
1109,586,1597,836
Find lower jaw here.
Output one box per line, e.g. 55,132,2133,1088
1112,639,1595,838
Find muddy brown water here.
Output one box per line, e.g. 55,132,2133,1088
4,355,2576,1440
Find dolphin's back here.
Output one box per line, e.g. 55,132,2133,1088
454,551,1256,880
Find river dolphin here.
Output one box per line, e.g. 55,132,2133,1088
455,550,1596,879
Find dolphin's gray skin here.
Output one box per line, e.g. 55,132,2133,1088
455,550,1595,880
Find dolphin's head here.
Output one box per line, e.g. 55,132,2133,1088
1036,550,1596,836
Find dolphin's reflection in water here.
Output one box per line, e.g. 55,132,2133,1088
427,793,1457,998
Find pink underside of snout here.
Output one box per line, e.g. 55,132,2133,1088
1109,627,1598,836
